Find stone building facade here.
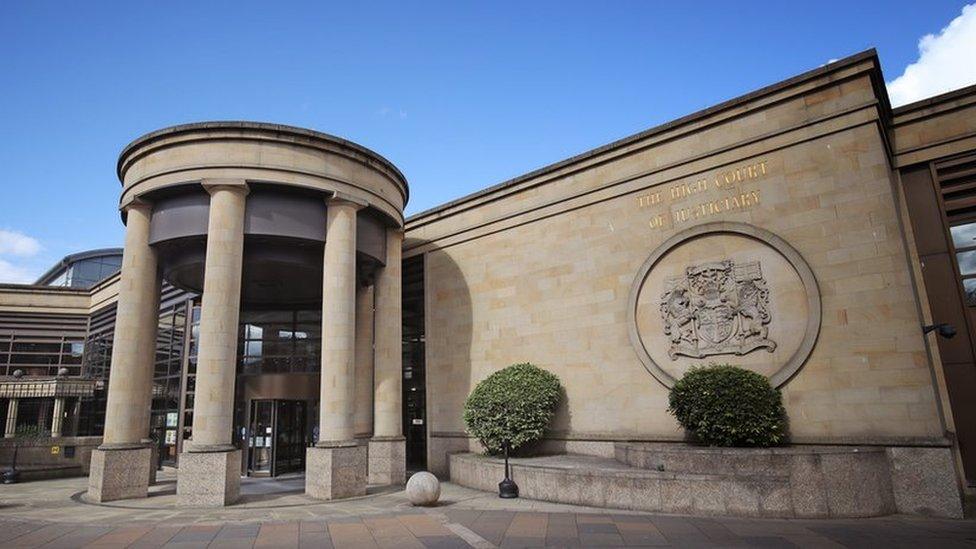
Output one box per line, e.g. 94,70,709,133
0,49,974,512
406,51,976,500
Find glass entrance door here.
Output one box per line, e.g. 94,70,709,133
274,400,306,475
247,399,307,477
248,400,274,475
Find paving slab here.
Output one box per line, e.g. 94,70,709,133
0,471,973,547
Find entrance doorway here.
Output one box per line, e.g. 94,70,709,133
402,255,427,471
247,399,308,477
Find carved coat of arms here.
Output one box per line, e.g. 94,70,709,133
660,260,776,359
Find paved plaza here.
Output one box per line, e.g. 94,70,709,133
0,470,973,547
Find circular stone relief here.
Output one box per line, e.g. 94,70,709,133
627,222,821,388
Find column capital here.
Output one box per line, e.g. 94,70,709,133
326,191,368,210
120,197,153,216
202,179,250,196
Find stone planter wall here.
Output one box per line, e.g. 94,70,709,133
0,436,102,478
616,442,964,518
449,442,963,518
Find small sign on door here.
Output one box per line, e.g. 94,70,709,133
412,419,424,425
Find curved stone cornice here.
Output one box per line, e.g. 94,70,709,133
117,121,408,225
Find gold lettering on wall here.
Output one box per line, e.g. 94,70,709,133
635,160,769,230
671,190,761,224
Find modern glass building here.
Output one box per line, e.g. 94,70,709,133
35,249,123,290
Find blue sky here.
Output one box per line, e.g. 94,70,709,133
1,1,974,282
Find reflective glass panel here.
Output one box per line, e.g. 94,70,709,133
965,279,976,307
958,250,976,275
12,341,62,354
952,223,976,249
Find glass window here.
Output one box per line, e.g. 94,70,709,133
9,354,59,365
958,250,976,276
952,223,976,249
294,339,320,358
71,260,103,287
12,341,62,354
296,310,321,323
243,340,263,357
64,342,84,357
242,310,291,324
238,308,320,375
964,279,976,307
244,324,264,340
47,268,69,287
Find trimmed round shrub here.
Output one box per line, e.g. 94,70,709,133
668,364,788,447
463,363,562,455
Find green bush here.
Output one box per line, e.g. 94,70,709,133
668,364,787,447
463,363,562,455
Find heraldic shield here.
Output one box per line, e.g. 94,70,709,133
660,259,777,360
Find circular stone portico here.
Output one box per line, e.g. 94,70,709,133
87,122,408,507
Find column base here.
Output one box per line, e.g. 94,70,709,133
306,443,367,500
87,445,152,503
176,448,241,507
368,436,406,485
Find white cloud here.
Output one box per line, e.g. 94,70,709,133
0,229,41,256
0,229,42,284
0,259,36,284
887,3,976,107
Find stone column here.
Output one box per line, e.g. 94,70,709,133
5,398,18,438
68,399,82,437
51,397,65,438
176,181,248,507
88,200,159,503
369,228,406,484
306,193,367,500
354,283,374,439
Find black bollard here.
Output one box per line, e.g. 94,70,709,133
498,440,519,498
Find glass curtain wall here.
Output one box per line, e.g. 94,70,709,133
236,308,321,476
402,255,427,470
0,335,85,377
79,305,115,436
181,302,201,447
238,310,322,375
150,302,188,465
79,286,198,442
45,255,122,289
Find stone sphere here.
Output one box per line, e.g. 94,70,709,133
406,471,440,506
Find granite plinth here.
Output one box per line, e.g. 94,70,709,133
87,446,152,503
176,449,241,507
306,444,366,500
887,446,963,518
368,437,406,485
